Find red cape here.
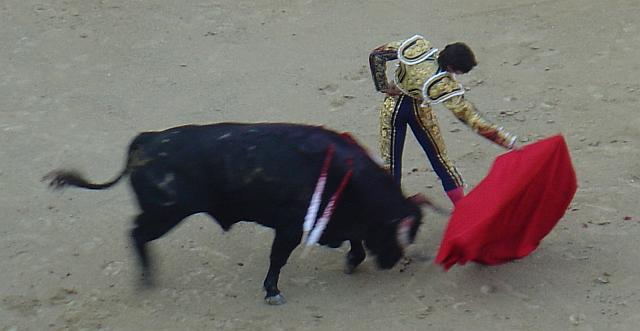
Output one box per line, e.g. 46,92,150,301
435,135,577,270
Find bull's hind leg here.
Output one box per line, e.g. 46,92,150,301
130,212,184,287
345,240,366,274
263,227,302,305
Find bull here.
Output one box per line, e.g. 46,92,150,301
44,123,426,305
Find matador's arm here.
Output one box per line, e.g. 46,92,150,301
443,95,518,149
369,41,402,92
443,96,517,149
428,74,517,149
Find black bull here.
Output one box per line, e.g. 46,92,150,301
45,123,427,305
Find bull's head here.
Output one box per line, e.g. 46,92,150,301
364,193,437,269
365,215,422,269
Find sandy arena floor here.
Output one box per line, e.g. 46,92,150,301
1,1,639,330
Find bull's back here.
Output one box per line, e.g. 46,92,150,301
128,123,377,212
192,123,363,199
133,122,394,194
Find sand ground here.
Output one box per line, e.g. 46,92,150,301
1,0,639,330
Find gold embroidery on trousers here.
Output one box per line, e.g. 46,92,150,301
413,102,464,187
379,95,397,172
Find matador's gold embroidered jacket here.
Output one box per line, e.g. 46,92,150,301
369,35,517,148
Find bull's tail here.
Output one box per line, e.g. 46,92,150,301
43,168,127,190
43,132,154,190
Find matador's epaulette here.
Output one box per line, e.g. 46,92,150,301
422,72,465,106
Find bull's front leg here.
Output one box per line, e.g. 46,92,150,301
263,227,301,305
345,239,366,274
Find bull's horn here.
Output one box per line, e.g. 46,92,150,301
408,193,449,215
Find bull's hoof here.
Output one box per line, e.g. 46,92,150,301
137,272,154,289
265,294,286,305
344,263,358,274
345,252,365,274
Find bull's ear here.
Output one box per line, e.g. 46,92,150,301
396,216,416,248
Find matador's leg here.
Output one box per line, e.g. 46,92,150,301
407,100,464,194
379,94,410,184
379,96,395,171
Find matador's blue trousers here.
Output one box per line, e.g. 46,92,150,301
380,94,464,192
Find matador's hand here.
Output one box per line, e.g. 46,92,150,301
382,82,402,96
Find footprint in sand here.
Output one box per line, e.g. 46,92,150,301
2,295,42,316
320,65,370,111
317,83,339,95
329,95,356,110
318,83,356,111
343,65,370,82
102,260,124,276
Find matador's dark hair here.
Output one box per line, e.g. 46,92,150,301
437,42,477,73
